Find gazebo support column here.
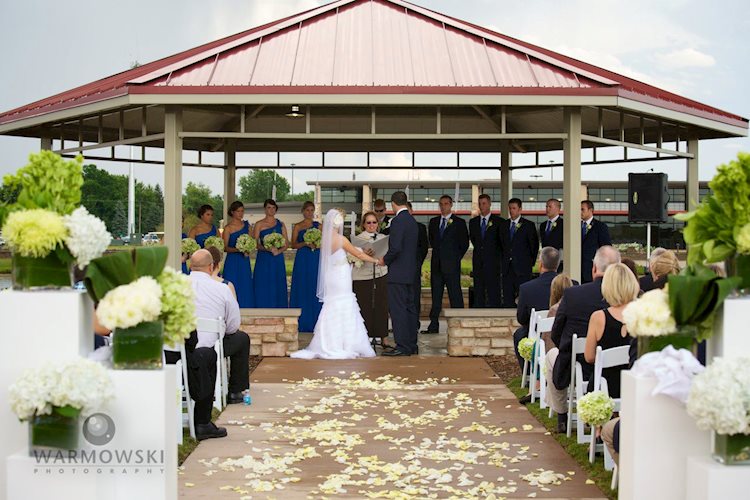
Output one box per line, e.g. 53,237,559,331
500,144,512,215
563,107,582,283
687,139,700,211
40,136,52,151
224,139,237,209
362,184,372,215
164,106,183,270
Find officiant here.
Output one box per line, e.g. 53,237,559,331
352,211,392,348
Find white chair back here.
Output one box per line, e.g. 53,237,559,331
536,316,554,334
593,345,630,395
523,308,547,389
567,333,588,439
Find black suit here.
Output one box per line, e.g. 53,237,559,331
550,277,607,390
379,215,391,235
581,218,611,283
539,217,564,272
427,214,469,331
414,222,429,331
499,217,539,307
469,213,504,307
383,209,419,354
513,271,558,369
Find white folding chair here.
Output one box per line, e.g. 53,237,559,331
531,316,554,405
588,345,629,464
164,343,196,440
196,317,227,411
522,309,548,389
566,334,588,439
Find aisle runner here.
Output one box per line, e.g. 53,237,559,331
179,358,604,499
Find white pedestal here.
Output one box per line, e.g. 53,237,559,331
0,290,93,497
619,371,710,500
686,455,750,500
708,296,750,361
6,368,177,500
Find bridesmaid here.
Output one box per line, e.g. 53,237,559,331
181,232,189,274
289,201,323,332
188,204,217,248
253,199,289,308
221,200,255,308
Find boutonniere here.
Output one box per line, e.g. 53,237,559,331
447,218,453,226
378,221,387,231
586,223,592,233
515,222,522,229
551,222,557,229
487,220,493,228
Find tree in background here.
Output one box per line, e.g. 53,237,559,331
182,182,223,227
239,169,290,202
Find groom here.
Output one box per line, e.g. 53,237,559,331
378,191,419,356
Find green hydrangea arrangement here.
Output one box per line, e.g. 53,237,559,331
577,391,615,426
235,233,257,254
2,209,67,258
203,235,224,252
303,227,322,249
157,267,197,347
263,232,285,249
518,337,535,362
181,238,199,255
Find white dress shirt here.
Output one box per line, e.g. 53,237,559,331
189,271,241,348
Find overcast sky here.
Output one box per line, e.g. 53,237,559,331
1,0,747,195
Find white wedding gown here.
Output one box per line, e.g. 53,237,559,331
291,248,376,359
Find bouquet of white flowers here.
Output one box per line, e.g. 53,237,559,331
518,337,535,362
181,237,199,255
263,232,285,249
96,276,162,331
347,254,364,268
577,391,615,426
235,233,257,254
203,235,224,252
9,358,114,421
303,227,322,249
622,288,676,337
687,357,750,435
157,267,197,347
63,207,111,269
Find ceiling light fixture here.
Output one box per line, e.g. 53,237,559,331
285,105,305,119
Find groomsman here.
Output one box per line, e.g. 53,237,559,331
469,194,504,307
581,200,612,283
499,198,539,307
407,202,429,332
539,198,564,272
423,195,469,334
374,198,391,235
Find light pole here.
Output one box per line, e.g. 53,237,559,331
290,163,296,195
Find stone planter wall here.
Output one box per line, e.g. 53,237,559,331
240,308,301,357
444,309,520,356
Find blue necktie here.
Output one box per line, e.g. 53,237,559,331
510,221,516,240
582,221,587,239
546,220,552,236
439,217,447,237
481,217,487,238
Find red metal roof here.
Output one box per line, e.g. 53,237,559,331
0,0,746,129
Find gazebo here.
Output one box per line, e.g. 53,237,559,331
0,0,746,280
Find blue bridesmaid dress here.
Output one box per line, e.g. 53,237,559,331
181,232,189,275
194,225,218,248
222,221,255,308
289,222,322,331
253,220,288,308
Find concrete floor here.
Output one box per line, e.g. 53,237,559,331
179,357,605,499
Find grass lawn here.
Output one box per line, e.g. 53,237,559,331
508,376,616,499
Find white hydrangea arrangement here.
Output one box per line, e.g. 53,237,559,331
347,254,364,268
96,276,163,330
687,357,750,435
303,227,322,249
181,237,200,255
204,235,224,252
263,232,285,249
63,207,111,269
577,391,615,426
622,287,676,337
235,233,257,254
518,337,535,361
9,358,114,421
157,267,197,346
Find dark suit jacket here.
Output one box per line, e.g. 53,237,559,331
428,214,469,274
379,215,391,235
550,277,607,390
516,271,557,328
539,217,564,251
499,217,539,276
581,218,612,282
469,213,504,278
383,209,417,284
416,222,428,267
639,274,655,292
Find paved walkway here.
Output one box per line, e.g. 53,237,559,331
180,358,604,499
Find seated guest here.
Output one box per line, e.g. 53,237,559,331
649,250,680,289
545,245,621,433
513,247,561,373
639,247,666,292
206,246,237,300
584,263,639,397
620,257,639,281
548,274,574,318
602,417,620,465
166,249,249,441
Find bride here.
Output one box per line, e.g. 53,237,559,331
291,209,380,359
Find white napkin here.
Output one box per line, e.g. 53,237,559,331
631,346,704,404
